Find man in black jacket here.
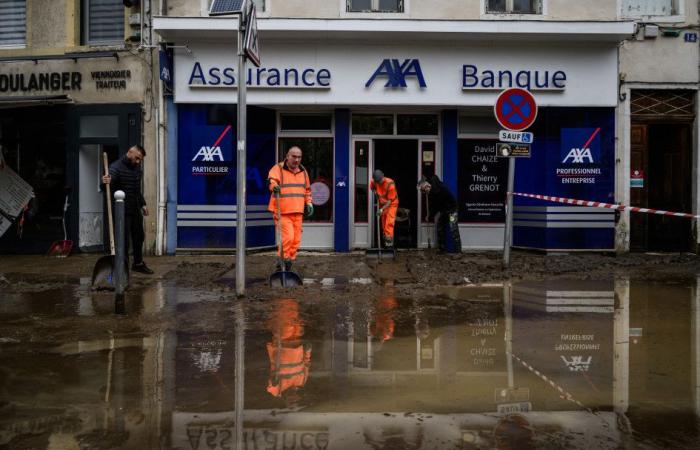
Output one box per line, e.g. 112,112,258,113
102,145,153,274
418,174,462,253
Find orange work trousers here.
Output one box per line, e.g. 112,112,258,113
275,213,303,260
380,205,398,239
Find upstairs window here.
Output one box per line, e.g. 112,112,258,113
347,0,404,13
486,0,542,14
82,0,125,46
0,0,27,47
621,0,680,18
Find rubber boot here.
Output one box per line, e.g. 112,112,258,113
384,236,394,248
284,259,293,271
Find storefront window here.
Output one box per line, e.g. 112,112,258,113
280,114,333,132
354,141,369,222
278,137,334,223
352,114,393,135
397,114,438,135
457,140,508,223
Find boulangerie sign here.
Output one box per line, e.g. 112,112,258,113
0,153,34,238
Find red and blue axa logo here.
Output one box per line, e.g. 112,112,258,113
366,59,427,88
561,128,601,164
192,125,231,162
192,146,224,162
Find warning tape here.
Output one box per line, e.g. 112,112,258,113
507,352,591,412
510,192,700,220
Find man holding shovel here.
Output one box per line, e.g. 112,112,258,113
267,146,313,272
102,145,153,274
370,170,399,249
418,174,461,253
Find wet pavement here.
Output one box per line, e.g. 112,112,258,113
1,254,700,449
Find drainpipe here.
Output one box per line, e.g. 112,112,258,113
155,0,167,255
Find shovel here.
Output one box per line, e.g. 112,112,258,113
46,191,73,257
91,153,116,288
269,191,303,288
365,194,396,260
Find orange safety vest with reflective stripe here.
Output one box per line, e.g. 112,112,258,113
266,343,311,397
268,162,312,214
370,177,399,208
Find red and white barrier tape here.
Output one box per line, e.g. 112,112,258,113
510,192,700,220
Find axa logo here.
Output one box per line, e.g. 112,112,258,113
366,59,427,88
192,146,224,162
562,148,594,164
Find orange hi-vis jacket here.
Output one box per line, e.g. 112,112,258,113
370,177,399,209
268,162,312,215
266,299,311,398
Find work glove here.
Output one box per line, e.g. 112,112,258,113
304,203,314,218
272,184,281,194
376,207,384,217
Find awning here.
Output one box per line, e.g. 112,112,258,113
154,17,636,43
0,95,72,109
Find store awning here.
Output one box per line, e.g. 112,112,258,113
154,17,636,43
0,95,72,109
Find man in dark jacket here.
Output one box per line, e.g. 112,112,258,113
102,145,153,274
418,174,461,253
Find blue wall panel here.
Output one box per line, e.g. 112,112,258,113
334,109,350,252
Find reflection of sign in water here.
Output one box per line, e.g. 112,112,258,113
560,355,592,372
311,181,330,206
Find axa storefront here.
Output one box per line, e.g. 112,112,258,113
155,19,634,253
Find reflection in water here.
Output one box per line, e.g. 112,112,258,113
266,299,312,403
0,279,699,448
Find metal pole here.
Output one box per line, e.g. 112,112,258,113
114,190,127,307
502,158,516,268
236,14,248,296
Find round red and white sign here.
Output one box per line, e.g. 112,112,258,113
494,88,538,132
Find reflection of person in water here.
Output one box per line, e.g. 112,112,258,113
370,293,398,346
493,414,534,450
266,299,312,402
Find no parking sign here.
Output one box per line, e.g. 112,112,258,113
494,88,538,132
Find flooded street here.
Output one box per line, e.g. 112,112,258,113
1,254,700,449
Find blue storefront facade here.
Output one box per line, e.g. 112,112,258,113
154,19,634,254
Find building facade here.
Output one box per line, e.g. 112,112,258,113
0,0,161,255
3,1,696,255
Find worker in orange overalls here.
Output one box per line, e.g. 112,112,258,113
369,169,399,248
266,299,312,399
268,146,314,271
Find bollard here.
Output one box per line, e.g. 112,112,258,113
114,190,127,305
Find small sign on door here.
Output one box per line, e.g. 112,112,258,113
631,169,644,188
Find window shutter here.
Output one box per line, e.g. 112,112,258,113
0,0,27,46
88,0,125,44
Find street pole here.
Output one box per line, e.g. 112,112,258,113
502,158,516,269
114,190,127,313
236,13,247,296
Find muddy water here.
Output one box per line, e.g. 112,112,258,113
0,279,699,449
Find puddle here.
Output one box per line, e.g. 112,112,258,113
0,279,699,448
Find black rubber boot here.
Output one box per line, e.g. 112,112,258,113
284,259,293,271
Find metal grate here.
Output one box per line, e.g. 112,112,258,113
209,0,245,15
631,90,696,119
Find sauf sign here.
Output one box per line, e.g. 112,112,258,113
366,59,427,88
